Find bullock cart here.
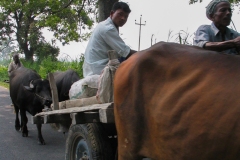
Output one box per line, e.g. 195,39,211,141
31,73,117,160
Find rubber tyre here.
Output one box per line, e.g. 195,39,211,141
65,123,115,160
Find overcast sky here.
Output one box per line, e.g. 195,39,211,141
44,0,240,59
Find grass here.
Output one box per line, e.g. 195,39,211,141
0,64,9,89
0,81,9,89
0,54,84,89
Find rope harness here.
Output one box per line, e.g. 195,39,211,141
34,93,51,102
22,84,51,102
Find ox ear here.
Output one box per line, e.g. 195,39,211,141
24,86,33,91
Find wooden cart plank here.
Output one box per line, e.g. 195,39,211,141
43,114,72,124
32,103,114,124
31,114,71,124
70,106,115,124
31,116,44,124
99,108,114,123
71,112,100,124
35,103,113,116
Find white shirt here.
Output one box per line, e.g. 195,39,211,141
8,61,23,76
83,17,131,77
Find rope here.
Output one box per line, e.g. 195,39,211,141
34,93,51,101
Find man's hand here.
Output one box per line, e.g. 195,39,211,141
233,36,240,48
126,49,137,59
205,38,238,52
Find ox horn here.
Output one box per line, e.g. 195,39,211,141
30,80,34,88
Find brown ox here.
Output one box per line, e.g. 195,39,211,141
114,42,240,160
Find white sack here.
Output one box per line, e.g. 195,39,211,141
96,50,120,103
69,75,100,99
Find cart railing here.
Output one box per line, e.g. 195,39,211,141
31,73,115,127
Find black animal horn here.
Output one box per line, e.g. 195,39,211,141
30,80,34,88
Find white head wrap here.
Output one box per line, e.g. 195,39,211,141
206,0,230,19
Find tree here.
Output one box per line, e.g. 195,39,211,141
0,38,17,60
0,0,98,61
189,0,240,4
98,0,118,22
34,41,59,61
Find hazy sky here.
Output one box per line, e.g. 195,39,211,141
44,0,240,59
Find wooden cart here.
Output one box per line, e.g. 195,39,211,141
31,73,117,160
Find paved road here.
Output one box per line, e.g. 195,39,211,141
0,86,67,160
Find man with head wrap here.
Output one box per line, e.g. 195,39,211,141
8,53,24,76
193,0,240,54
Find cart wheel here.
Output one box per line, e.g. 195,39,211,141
65,123,115,160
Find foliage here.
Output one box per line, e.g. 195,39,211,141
0,56,11,66
189,0,240,14
19,55,84,79
0,55,84,90
189,0,240,12
189,0,240,5
0,65,9,88
0,38,18,60
0,81,9,89
34,42,59,61
0,0,97,61
167,29,193,45
37,55,84,78
0,65,8,81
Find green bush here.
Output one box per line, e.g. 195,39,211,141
0,55,84,87
37,55,84,78
0,65,8,81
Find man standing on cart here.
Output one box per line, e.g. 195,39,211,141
83,2,137,77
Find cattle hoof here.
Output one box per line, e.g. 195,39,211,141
38,140,46,145
22,132,28,137
15,126,21,131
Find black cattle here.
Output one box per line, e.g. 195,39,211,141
10,67,52,145
51,69,80,102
